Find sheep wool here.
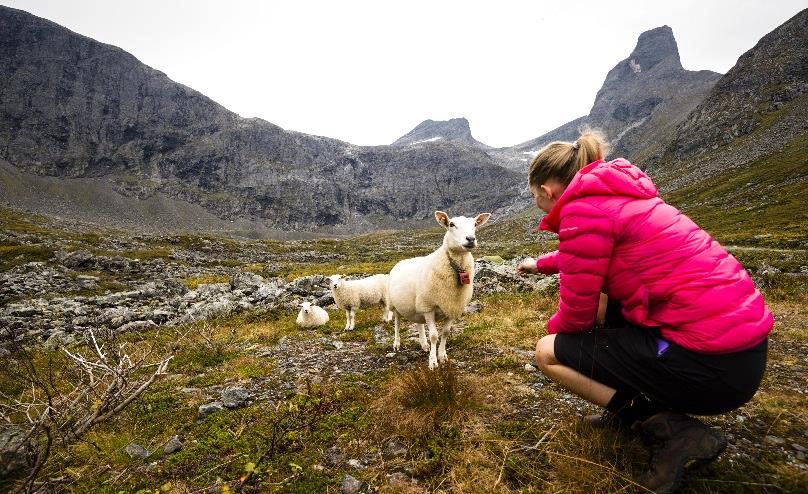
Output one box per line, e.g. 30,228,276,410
329,274,391,330
296,302,329,328
387,211,491,369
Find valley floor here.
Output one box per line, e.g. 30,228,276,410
0,207,806,493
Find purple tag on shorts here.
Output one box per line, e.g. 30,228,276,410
656,337,670,356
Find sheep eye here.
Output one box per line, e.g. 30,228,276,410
449,222,455,228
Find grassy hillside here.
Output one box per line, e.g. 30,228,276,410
663,134,807,249
1,204,805,493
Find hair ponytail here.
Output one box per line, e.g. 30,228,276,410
528,129,609,187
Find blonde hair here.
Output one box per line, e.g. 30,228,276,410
528,130,609,187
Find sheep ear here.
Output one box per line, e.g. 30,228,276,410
435,211,449,228
475,213,491,227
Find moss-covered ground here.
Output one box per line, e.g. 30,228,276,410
0,179,805,493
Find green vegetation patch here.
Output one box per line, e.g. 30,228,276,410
183,274,232,290
0,243,54,270
666,135,808,248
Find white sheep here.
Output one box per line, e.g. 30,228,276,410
296,301,329,328
387,210,491,369
328,274,392,330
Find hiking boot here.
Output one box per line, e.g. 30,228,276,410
636,412,728,494
583,393,664,432
581,411,623,430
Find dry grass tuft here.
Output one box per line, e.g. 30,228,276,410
439,409,651,493
539,423,650,493
182,274,231,290
374,363,480,440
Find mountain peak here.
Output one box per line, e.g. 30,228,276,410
629,25,682,72
667,8,808,158
576,24,721,166
392,117,489,148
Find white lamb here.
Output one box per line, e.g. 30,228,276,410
328,274,392,330
296,301,329,328
387,210,491,369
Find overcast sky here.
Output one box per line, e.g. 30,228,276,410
3,1,806,147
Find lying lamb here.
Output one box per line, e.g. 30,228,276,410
328,274,392,330
387,211,491,369
296,301,330,328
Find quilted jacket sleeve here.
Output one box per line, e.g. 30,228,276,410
535,250,560,275
548,202,615,334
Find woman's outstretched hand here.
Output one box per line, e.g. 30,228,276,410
516,257,539,275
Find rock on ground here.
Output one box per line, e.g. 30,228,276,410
124,442,151,459
198,401,226,419
341,474,363,494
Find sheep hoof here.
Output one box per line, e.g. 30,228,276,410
438,354,448,363
428,358,438,370
393,341,400,351
420,342,430,352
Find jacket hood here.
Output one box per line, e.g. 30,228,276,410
539,158,658,233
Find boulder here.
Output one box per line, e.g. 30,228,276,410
198,401,226,419
124,442,151,459
163,435,183,454
0,425,37,477
221,387,253,409
341,474,363,494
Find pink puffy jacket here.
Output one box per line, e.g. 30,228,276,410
536,158,772,354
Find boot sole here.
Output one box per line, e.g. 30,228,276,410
650,433,728,494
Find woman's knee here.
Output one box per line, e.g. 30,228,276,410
535,334,558,370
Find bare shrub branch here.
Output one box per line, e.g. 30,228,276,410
0,329,172,493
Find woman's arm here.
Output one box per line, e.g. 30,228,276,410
535,250,560,274
548,203,615,334
516,251,560,275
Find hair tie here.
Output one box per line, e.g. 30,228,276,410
571,140,580,150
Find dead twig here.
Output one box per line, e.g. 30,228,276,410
1,328,173,493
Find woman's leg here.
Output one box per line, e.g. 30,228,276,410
535,334,616,407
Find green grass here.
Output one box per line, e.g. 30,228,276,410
0,207,53,235
183,274,232,289
274,259,402,280
664,135,808,248
0,158,806,492
1,278,805,493
0,243,54,270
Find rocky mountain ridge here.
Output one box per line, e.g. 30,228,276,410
0,6,524,236
392,117,491,149
493,26,722,171
2,5,805,237
665,9,807,161
650,8,807,193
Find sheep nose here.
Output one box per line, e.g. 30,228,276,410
466,236,476,243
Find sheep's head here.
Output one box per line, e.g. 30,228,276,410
435,211,491,252
328,275,343,291
300,301,312,314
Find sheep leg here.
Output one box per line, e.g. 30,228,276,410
438,320,452,363
424,312,439,370
344,309,351,331
393,311,401,351
381,300,391,323
349,308,356,330
418,324,429,352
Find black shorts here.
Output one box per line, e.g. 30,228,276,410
554,321,768,415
